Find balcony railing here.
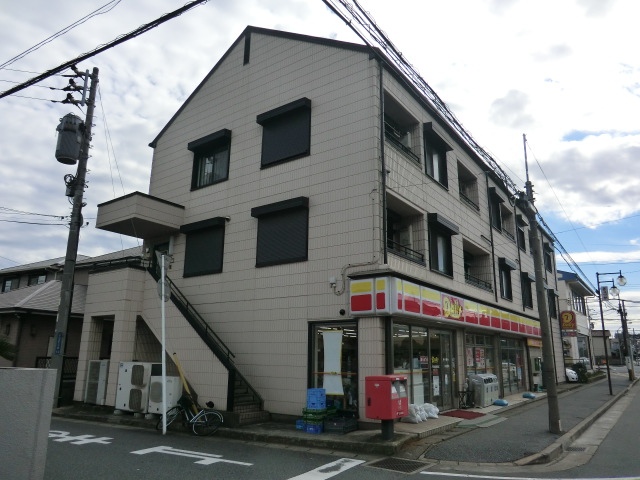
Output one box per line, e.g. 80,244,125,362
387,239,425,264
465,272,493,292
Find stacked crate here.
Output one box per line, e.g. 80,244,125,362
301,388,327,434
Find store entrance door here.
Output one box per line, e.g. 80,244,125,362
430,330,454,411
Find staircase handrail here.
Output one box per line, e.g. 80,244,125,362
148,266,235,363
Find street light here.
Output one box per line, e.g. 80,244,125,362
596,271,627,395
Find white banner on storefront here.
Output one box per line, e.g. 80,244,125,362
322,330,344,395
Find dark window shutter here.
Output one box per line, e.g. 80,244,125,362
184,226,224,276
256,208,308,267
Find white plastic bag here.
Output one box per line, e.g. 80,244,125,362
402,403,422,423
423,402,439,418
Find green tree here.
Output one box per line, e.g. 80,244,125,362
0,336,16,361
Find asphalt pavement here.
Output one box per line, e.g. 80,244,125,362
53,368,639,463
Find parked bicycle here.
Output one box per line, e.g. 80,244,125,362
156,393,223,436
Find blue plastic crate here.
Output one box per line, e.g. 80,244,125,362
307,388,326,409
305,423,323,434
295,419,305,430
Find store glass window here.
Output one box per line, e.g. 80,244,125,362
393,323,455,410
464,334,496,375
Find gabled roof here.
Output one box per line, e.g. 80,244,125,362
149,25,373,149
0,280,86,315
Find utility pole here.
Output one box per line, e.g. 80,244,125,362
51,67,99,408
619,299,635,381
521,134,562,434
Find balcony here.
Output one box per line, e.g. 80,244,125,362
465,272,493,292
96,191,185,239
387,239,425,264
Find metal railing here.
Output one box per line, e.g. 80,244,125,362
147,266,263,410
387,239,425,263
465,272,493,292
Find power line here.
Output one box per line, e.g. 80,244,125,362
0,0,210,100
0,1,123,70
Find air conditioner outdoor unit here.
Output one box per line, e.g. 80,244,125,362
147,375,183,414
84,359,109,405
115,362,158,413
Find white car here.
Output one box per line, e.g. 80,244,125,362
566,368,578,382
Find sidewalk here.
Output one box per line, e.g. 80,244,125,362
52,373,638,461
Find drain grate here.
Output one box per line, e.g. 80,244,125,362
566,446,587,452
367,458,427,474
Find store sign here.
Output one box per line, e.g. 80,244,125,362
561,311,577,330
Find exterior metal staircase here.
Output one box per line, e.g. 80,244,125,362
147,266,268,425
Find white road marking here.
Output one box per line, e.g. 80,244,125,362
131,445,252,466
287,458,365,479
49,430,113,445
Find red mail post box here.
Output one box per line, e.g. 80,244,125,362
365,374,408,420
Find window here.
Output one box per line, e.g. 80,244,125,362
386,196,425,264
28,273,46,286
463,240,493,292
489,188,504,230
383,93,420,162
180,217,226,277
548,288,558,318
188,129,231,190
521,272,535,308
458,161,479,210
1,277,18,293
516,215,528,252
500,204,515,241
498,257,516,300
424,123,451,188
251,197,309,267
257,98,311,167
428,213,459,276
543,243,554,272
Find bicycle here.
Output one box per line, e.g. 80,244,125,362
156,394,223,436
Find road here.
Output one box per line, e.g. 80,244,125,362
45,373,640,480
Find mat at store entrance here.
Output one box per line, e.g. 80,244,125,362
440,409,485,420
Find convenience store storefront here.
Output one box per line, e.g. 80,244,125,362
349,276,539,410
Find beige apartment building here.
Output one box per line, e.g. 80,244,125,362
79,26,566,423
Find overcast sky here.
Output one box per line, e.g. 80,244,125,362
1,0,638,330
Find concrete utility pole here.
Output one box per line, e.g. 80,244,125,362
51,67,99,408
619,299,635,381
521,134,562,434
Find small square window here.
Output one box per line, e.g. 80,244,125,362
180,218,226,277
1,277,18,293
257,98,311,168
251,197,309,267
28,273,46,286
188,129,231,190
